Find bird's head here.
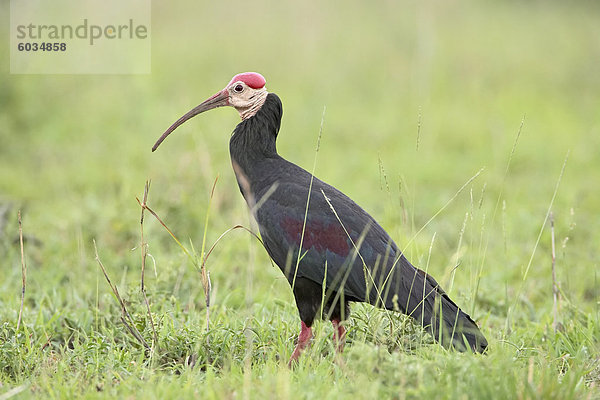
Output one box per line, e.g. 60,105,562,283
152,72,268,152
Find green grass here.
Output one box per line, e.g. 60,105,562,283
1,0,600,398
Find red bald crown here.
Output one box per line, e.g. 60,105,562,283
227,72,266,89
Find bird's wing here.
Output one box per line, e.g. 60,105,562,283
254,175,420,308
252,167,487,352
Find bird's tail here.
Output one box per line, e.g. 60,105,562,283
383,257,488,353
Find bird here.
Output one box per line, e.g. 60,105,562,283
152,72,488,365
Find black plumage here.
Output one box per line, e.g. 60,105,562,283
153,73,487,364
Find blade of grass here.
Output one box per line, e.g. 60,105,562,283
473,117,524,313
550,211,559,333
379,167,485,295
505,150,569,332
291,105,326,292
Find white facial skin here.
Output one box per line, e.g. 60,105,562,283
226,81,269,120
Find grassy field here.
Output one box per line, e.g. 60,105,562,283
1,0,600,398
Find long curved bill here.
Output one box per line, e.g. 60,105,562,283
152,89,229,152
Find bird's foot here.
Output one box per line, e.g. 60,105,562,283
287,321,313,367
331,319,346,353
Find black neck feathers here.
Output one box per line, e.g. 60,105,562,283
229,93,283,168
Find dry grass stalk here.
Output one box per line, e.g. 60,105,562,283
136,182,214,335
139,176,272,352
93,239,150,350
198,178,219,334
506,151,569,332
137,184,213,335
17,210,27,331
137,180,159,350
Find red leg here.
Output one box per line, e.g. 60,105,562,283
288,321,313,367
331,319,346,353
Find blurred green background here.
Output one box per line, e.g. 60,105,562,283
1,0,599,398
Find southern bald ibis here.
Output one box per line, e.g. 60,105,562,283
152,72,487,365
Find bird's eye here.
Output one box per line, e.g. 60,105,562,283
234,84,244,93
